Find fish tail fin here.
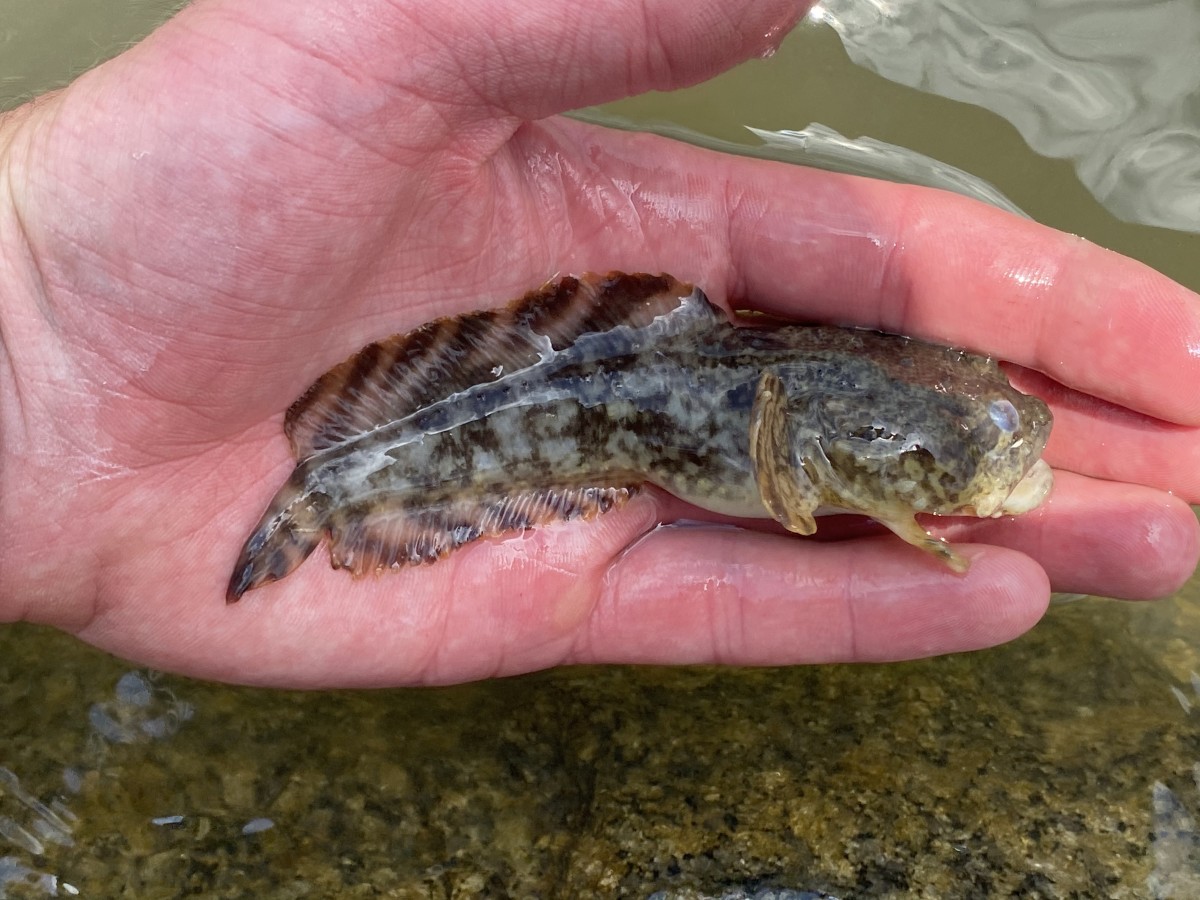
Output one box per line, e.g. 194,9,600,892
227,482,329,603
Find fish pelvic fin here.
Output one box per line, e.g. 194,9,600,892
871,509,971,573
227,483,329,602
284,273,715,458
326,484,639,577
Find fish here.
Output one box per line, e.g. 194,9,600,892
227,272,1053,601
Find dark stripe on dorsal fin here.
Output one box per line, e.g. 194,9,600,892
325,484,638,575
285,272,714,460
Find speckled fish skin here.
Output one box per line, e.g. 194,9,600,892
227,272,1053,601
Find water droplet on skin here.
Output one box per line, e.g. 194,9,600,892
758,10,796,58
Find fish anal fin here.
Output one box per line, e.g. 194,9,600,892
285,272,714,460
749,371,820,535
326,484,639,577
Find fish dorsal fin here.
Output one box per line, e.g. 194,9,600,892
285,272,715,459
325,484,639,575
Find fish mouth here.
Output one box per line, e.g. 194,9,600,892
999,458,1054,514
964,458,1055,518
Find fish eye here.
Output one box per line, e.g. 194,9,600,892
988,399,1020,433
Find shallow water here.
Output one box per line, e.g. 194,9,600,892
2,1,1199,897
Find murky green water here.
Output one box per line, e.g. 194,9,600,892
2,2,1199,897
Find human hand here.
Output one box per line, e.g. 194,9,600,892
0,0,1196,687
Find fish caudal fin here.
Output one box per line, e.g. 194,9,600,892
326,485,639,577
226,487,329,602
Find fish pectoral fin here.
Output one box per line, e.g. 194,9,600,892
874,511,970,573
749,371,819,536
327,484,639,576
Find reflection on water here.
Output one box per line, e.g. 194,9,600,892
1150,765,1200,897
812,0,1200,233
746,123,1030,216
0,766,74,855
0,668,192,896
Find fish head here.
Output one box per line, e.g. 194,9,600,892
799,347,1054,522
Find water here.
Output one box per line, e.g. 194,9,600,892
812,0,1200,234
1,1,1199,896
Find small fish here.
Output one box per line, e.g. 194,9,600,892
228,272,1053,601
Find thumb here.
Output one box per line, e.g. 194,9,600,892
146,0,809,126
418,0,812,120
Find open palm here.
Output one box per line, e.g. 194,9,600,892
1,0,1197,686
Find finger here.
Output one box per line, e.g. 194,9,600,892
577,526,1050,666
936,472,1199,600
421,0,810,121
1007,367,1200,502
145,0,807,132
545,120,1200,426
650,471,1198,601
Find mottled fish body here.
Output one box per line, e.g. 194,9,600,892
228,273,1052,600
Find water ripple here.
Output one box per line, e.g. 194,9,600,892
810,0,1200,232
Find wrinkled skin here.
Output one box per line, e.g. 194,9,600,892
0,0,1197,687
